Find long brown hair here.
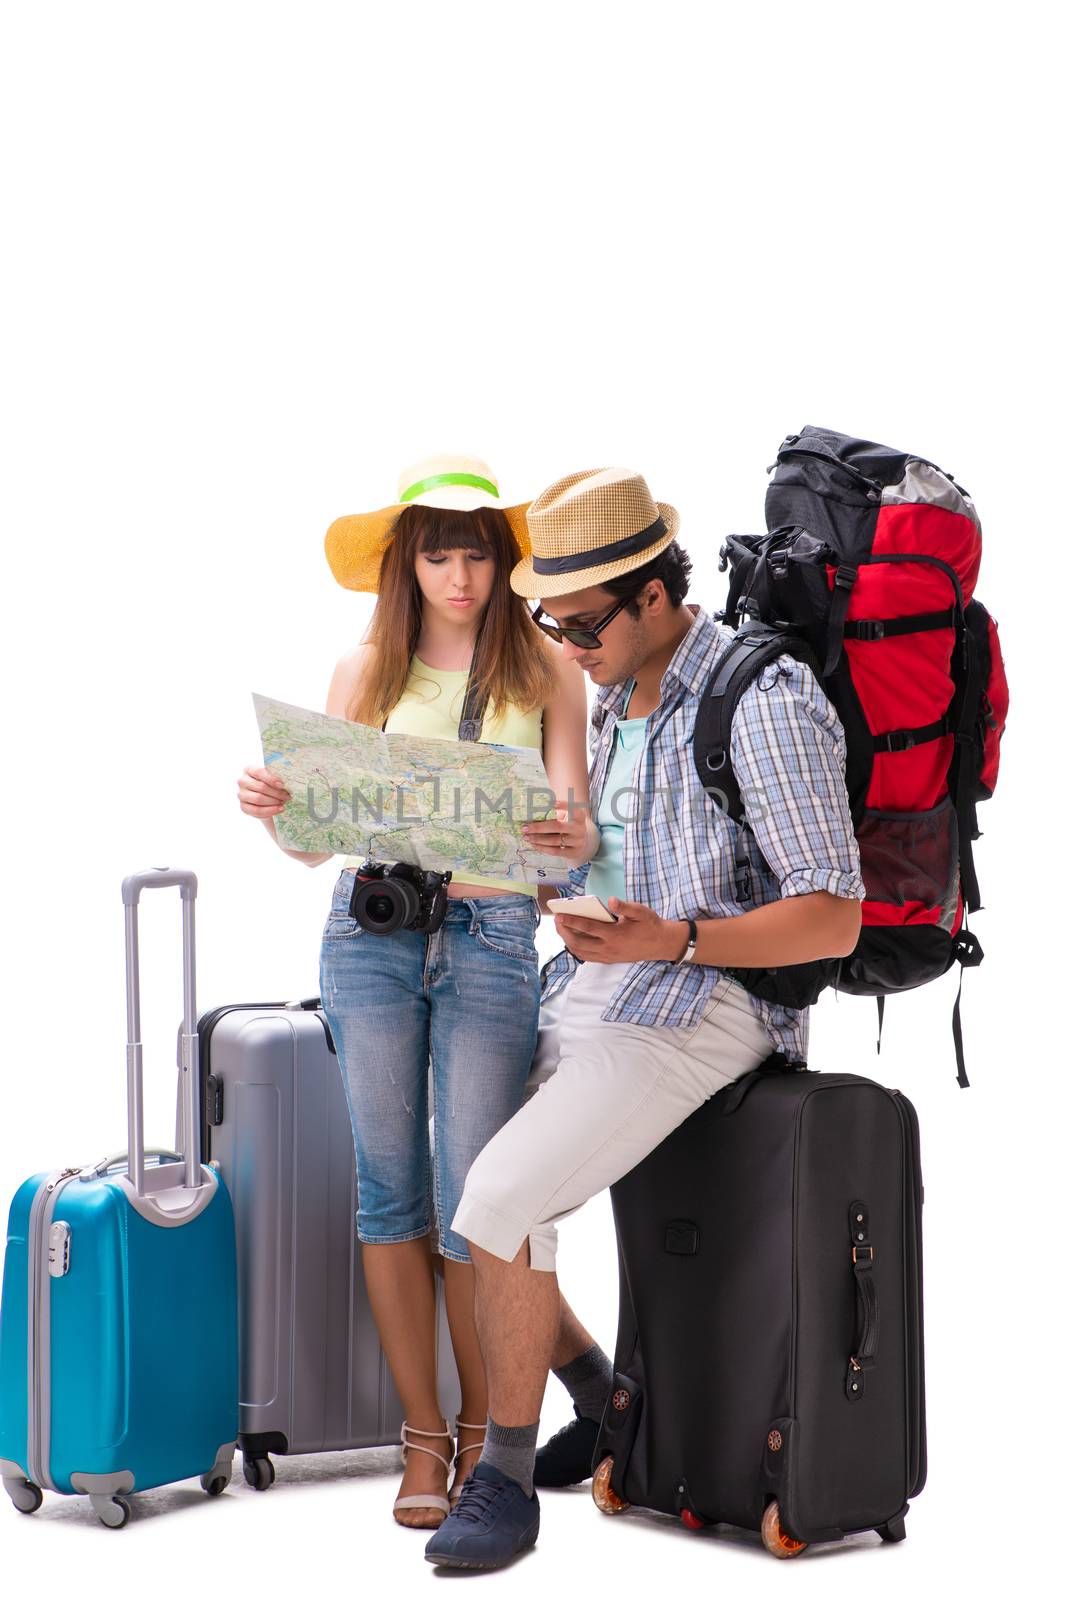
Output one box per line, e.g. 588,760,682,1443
347,504,555,729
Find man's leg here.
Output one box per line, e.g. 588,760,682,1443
423,1235,554,1569
466,1260,611,1487
493,964,616,1482
453,1263,612,1492
533,1296,615,1488
468,1237,557,1487
552,1296,601,1370
422,968,575,1570
456,972,573,1495
427,967,772,1567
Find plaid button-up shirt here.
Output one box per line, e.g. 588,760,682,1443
541,605,865,1064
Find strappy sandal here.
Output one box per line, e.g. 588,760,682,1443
449,1417,488,1508
393,1421,454,1528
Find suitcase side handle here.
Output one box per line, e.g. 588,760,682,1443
123,868,202,1198
846,1200,880,1400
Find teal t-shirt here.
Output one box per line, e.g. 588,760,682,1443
585,679,649,908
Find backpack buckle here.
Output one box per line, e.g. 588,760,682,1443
851,619,885,641
883,729,915,752
834,564,858,590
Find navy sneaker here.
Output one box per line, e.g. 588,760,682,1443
424,1461,539,1571
533,1405,601,1488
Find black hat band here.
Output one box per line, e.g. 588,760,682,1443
531,515,667,576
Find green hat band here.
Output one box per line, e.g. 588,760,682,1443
400,471,500,503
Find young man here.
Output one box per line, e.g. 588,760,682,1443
425,467,864,1571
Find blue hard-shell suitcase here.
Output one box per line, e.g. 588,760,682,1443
0,868,238,1527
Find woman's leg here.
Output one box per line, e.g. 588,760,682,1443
429,896,541,1492
362,1237,453,1524
441,1257,487,1488
319,894,452,1526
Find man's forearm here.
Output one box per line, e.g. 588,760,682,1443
663,891,862,967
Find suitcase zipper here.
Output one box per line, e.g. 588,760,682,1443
890,1091,927,1497
26,1168,81,1492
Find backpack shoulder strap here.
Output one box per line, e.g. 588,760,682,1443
693,623,812,822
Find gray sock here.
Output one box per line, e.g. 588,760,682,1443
480,1417,539,1498
552,1342,614,1422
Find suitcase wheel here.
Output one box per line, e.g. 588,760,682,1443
877,1512,908,1543
761,1499,807,1558
201,1471,231,1497
680,1508,706,1531
243,1455,276,1492
591,1457,628,1515
91,1493,131,1530
4,1477,43,1515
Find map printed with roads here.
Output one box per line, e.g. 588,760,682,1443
253,693,572,886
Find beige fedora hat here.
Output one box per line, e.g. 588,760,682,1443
325,453,532,593
510,467,679,599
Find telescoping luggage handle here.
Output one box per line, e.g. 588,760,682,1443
120,867,202,1197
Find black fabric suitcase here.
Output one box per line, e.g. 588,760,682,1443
593,1059,925,1557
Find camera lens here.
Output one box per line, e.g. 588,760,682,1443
352,876,421,935
364,892,394,925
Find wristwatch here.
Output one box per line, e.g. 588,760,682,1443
674,918,698,965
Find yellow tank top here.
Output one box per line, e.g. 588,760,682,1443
342,656,544,897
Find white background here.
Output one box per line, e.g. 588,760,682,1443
0,1,1059,1592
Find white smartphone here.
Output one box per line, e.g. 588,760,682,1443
545,894,618,922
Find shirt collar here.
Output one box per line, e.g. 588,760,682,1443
661,604,725,695
592,604,726,721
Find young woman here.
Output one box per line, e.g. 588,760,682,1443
237,456,595,1530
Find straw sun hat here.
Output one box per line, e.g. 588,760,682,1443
324,453,532,593
509,467,680,599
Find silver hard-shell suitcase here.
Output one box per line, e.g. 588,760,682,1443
180,997,459,1489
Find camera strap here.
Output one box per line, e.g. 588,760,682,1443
457,671,483,741
457,624,487,740
386,664,483,739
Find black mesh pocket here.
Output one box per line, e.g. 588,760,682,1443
855,795,959,932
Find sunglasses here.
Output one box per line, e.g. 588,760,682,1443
530,598,630,650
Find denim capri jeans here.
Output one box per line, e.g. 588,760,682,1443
318,869,541,1264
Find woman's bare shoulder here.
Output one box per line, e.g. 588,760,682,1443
327,640,376,716
336,639,376,676
544,639,587,699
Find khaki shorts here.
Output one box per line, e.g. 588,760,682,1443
450,960,773,1271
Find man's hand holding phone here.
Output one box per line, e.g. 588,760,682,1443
548,896,690,965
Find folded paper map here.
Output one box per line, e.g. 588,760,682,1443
253,693,572,886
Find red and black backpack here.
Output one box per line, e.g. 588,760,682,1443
695,426,1008,1086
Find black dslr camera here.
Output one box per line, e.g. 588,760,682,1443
349,860,452,936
